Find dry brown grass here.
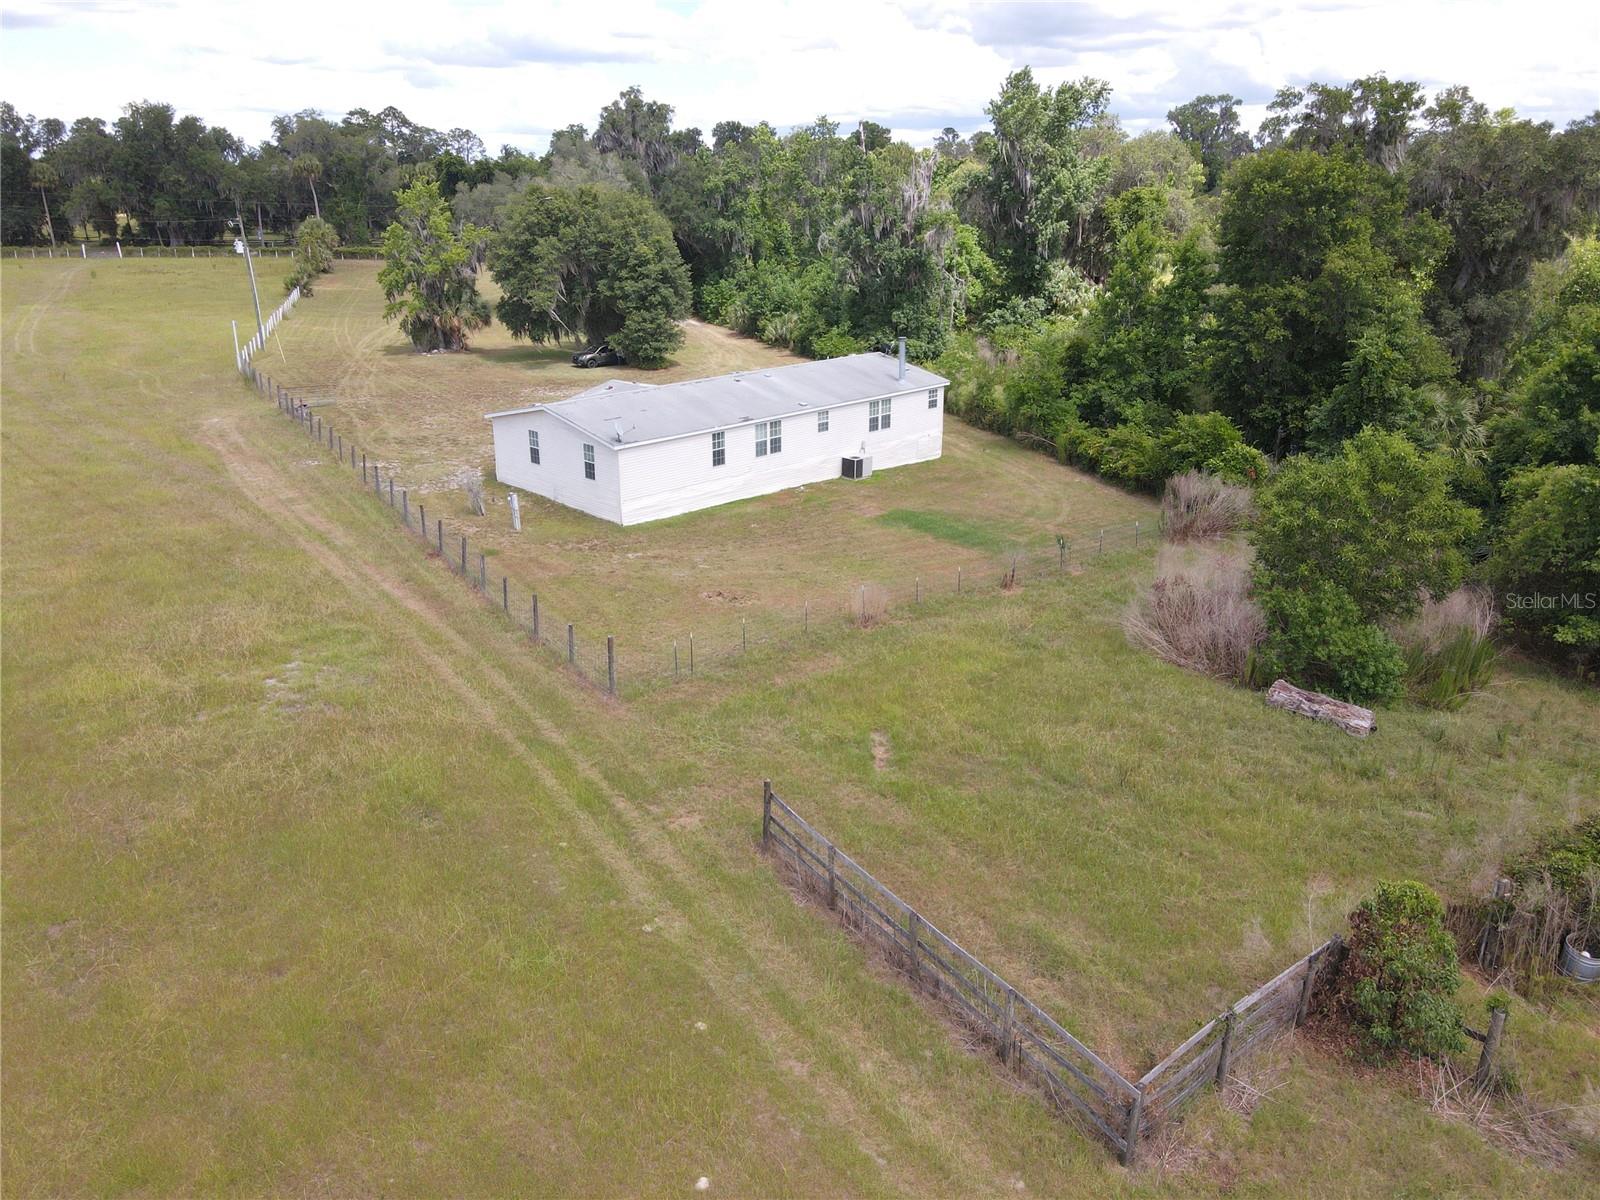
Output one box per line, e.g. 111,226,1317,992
1160,471,1254,543
1391,585,1496,652
1414,1057,1577,1168
1123,548,1264,683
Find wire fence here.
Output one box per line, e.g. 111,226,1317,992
761,783,1347,1164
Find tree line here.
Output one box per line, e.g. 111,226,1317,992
5,76,1597,683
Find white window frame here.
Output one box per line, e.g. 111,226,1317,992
528,429,541,464
711,430,725,467
817,409,829,433
754,421,769,457
768,418,782,454
870,397,893,432
582,442,596,480
928,387,940,409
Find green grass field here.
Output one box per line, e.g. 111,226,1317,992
3,258,1598,1196
260,261,1156,666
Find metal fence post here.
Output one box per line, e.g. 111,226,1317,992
502,576,509,612
673,640,680,677
478,552,486,591
531,593,540,641
437,519,444,557
689,632,695,675
566,623,575,665
403,490,410,526
606,635,616,695
761,779,773,847
957,566,963,594
827,844,837,909
741,616,747,652
908,911,922,982
460,535,467,576
389,478,395,507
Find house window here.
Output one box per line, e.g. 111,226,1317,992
817,409,829,433
755,420,782,456
582,443,595,480
870,397,893,432
711,430,725,467
528,429,541,464
928,387,940,409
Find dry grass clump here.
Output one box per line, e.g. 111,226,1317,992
1414,1057,1575,1168
1391,586,1498,709
1160,471,1254,543
1123,549,1264,683
1392,585,1496,651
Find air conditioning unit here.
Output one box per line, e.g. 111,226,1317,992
841,455,872,479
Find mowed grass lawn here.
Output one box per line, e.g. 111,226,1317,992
264,261,1155,665
4,259,1598,1196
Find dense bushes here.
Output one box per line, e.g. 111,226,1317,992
1251,430,1481,702
1489,464,1600,676
1391,587,1498,709
1340,881,1467,1060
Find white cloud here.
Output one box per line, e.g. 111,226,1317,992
0,0,1593,152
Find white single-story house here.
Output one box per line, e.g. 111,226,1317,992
486,342,948,525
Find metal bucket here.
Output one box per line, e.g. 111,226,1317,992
1559,931,1600,983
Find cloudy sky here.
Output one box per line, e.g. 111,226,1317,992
2,0,1596,151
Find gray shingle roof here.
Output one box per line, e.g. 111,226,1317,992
485,352,948,447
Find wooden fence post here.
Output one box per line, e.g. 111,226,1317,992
606,635,616,695
1121,1088,1145,1167
1295,946,1322,1026
1214,1009,1236,1084
762,779,773,847
1474,1007,1507,1091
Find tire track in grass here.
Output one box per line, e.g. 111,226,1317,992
198,411,1027,1194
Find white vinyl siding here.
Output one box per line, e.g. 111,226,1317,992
528,430,541,463
711,430,725,467
583,442,596,480
817,409,829,432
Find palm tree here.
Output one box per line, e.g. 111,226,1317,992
291,154,323,219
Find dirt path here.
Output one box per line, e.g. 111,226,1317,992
197,407,1034,1192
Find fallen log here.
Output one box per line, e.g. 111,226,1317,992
1265,679,1376,738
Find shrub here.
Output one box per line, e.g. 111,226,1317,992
810,326,864,359
1157,412,1245,476
1096,423,1164,489
1341,881,1467,1060
1122,549,1264,683
285,215,339,296
1253,429,1482,625
1054,421,1104,469
1257,582,1406,704
1160,471,1254,542
1205,441,1271,488
1392,586,1498,709
934,335,1012,432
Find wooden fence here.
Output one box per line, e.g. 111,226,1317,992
760,783,1345,1164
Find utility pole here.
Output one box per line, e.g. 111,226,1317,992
233,198,264,344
